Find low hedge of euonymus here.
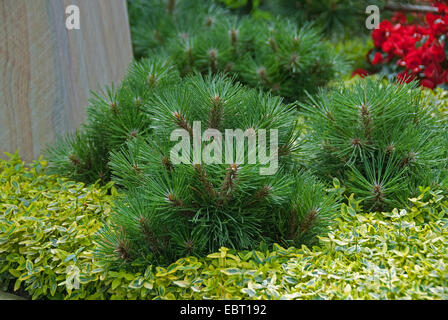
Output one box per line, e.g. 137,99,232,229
1,153,447,300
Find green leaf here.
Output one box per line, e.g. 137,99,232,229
173,280,190,288
26,260,34,274
14,279,22,292
111,278,121,290
64,254,76,263
220,268,242,276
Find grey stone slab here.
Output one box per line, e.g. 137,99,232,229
0,290,26,300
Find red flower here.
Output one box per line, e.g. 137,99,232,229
403,50,422,69
427,43,445,63
435,2,448,15
424,62,447,86
421,79,435,89
397,71,417,84
426,13,448,35
361,0,448,89
352,68,369,78
392,12,408,24
371,52,383,65
372,20,393,48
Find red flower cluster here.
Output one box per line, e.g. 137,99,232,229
368,0,448,89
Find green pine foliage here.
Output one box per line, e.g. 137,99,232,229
94,74,341,268
218,0,387,40
128,0,344,101
259,0,386,40
45,131,110,184
128,0,224,59
46,57,180,184
300,78,448,212
47,2,346,184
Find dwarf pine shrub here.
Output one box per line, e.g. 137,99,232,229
300,79,448,211
94,74,341,267
128,0,343,101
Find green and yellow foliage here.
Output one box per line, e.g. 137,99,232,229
422,87,448,124
0,153,116,299
1,154,447,300
102,191,448,300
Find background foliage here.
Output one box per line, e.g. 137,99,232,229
127,0,344,102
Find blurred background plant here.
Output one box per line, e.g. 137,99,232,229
354,0,448,89
219,0,386,40
127,0,346,102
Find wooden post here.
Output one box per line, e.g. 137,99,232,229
0,0,133,161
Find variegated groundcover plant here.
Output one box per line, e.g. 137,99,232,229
1,154,447,299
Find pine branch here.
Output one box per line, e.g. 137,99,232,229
208,49,218,74
115,238,131,261
224,61,234,73
132,164,142,174
246,185,271,207
187,47,194,70
69,153,82,167
208,95,224,129
167,0,176,15
167,193,184,208
195,164,216,198
162,156,174,172
267,37,278,53
94,73,340,266
257,67,271,86
254,185,271,201
288,208,298,240
147,73,158,88
384,1,438,14
153,29,165,45
371,183,385,211
138,217,160,254
173,111,193,136
359,103,373,140
219,164,239,203
229,28,239,47
299,209,318,235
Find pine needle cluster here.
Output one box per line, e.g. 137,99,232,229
300,78,448,212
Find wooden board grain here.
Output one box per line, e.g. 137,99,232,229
0,0,133,161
